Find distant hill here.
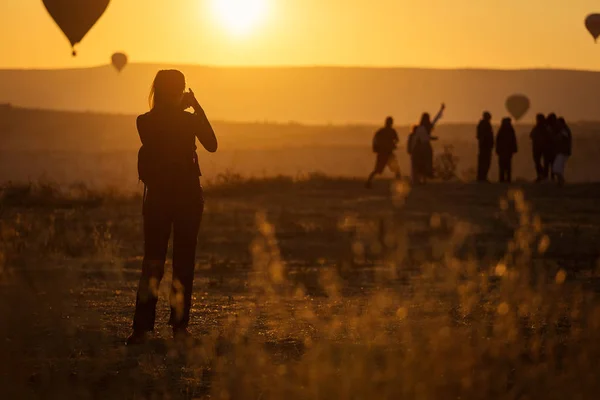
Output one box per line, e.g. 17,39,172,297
1,65,600,124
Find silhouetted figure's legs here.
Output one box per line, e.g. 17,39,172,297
546,154,556,181
131,182,203,341
425,144,434,179
387,154,401,180
169,195,203,333
542,153,555,181
365,172,376,188
366,152,392,188
533,148,544,182
553,154,567,187
499,155,512,183
477,150,492,181
133,191,172,334
411,146,428,185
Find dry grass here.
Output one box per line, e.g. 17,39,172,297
2,176,600,399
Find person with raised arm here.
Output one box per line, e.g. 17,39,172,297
409,103,445,183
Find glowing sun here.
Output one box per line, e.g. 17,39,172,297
210,0,268,36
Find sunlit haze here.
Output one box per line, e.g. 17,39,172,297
2,1,600,70
210,0,268,37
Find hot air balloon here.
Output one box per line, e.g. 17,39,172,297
43,0,111,56
585,14,600,42
505,94,530,121
111,52,128,72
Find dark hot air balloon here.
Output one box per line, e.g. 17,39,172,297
43,0,111,56
505,94,530,121
111,52,128,72
585,14,600,42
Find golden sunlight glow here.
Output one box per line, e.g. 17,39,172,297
210,0,268,36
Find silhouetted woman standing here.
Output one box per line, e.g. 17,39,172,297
409,103,445,183
545,113,558,181
128,70,217,345
529,113,546,182
495,117,518,183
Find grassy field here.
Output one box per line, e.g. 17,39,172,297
2,177,600,399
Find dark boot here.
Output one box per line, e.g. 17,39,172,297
126,330,149,346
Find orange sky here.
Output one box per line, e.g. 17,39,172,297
2,1,600,70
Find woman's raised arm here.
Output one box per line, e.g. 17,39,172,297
192,110,218,153
188,90,217,153
431,103,445,128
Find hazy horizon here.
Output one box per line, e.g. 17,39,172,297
5,62,600,73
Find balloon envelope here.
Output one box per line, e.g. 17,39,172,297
585,14,600,42
111,53,128,72
505,95,530,121
43,0,110,56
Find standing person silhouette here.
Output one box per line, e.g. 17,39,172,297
365,116,401,188
495,117,518,183
544,113,558,181
476,111,494,182
410,103,445,183
552,117,572,186
127,70,217,345
530,113,546,182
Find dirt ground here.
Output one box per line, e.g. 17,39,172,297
2,177,600,399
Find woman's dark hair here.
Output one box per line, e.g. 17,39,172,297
149,69,186,109
501,117,512,127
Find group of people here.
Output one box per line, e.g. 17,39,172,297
476,112,518,183
477,112,572,185
366,107,573,187
365,103,446,188
529,113,573,185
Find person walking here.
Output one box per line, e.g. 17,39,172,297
127,70,218,345
476,111,494,182
495,117,518,183
365,116,401,188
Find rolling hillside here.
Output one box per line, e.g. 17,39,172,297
1,65,600,124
